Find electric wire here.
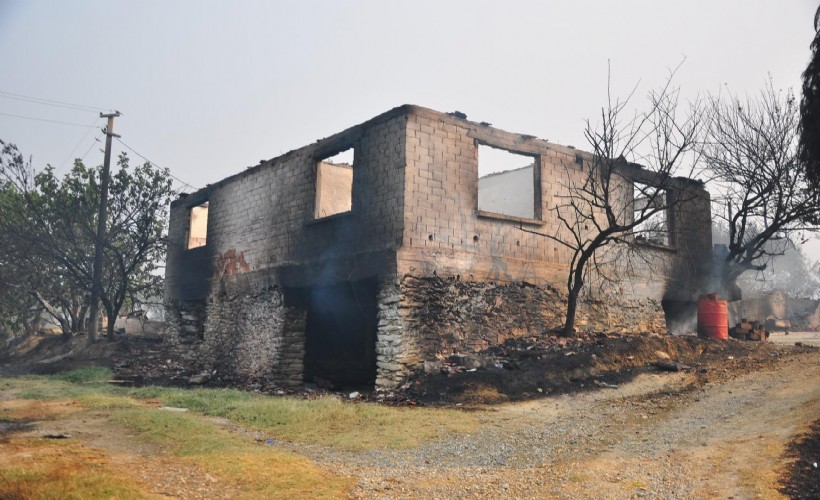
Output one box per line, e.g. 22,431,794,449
57,117,103,172
80,133,104,163
0,90,107,113
115,137,198,191
0,111,99,127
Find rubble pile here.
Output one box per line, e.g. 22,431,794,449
105,329,813,407
729,320,769,341
111,337,193,386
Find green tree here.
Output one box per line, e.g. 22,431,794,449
0,140,173,341
799,7,820,188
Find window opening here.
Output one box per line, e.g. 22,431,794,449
477,144,537,219
633,183,669,246
187,202,208,249
314,148,354,219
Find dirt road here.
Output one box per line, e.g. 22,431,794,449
2,346,818,498
769,330,820,348
315,349,820,498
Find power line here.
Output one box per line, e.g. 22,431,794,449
80,133,104,163
58,117,103,172
115,137,198,191
0,111,99,127
0,90,107,113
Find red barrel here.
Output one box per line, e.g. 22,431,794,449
697,294,729,340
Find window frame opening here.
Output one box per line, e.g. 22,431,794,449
632,182,672,248
314,147,355,220
186,201,209,250
476,142,542,224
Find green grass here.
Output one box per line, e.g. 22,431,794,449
113,408,236,456
50,366,112,384
0,367,368,498
4,369,137,410
1,367,478,451
5,369,113,400
129,385,477,450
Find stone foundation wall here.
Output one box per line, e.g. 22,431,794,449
165,273,306,385
375,279,414,388
198,284,287,380
164,299,206,350
374,275,666,388
165,274,666,390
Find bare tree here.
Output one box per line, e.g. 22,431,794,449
523,69,702,335
702,82,820,300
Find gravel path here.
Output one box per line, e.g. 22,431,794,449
287,349,820,499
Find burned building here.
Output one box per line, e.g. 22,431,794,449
164,105,712,389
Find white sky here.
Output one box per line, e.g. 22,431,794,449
1,0,818,255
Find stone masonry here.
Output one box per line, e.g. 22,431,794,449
164,105,712,389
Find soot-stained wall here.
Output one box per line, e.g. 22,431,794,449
164,105,712,389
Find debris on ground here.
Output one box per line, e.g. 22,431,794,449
651,360,692,372
2,330,816,408
780,418,820,499
43,434,71,439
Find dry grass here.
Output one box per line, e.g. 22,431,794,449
0,366,477,498
455,383,510,404
113,407,354,498
0,438,149,500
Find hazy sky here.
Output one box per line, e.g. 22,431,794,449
1,1,818,252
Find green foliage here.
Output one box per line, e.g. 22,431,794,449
800,13,820,189
0,144,40,338
0,141,173,339
51,366,113,384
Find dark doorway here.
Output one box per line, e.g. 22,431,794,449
303,279,378,388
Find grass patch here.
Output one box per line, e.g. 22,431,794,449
114,408,353,498
130,386,478,450
4,367,117,401
2,369,478,451
0,371,360,498
51,366,112,384
113,408,235,456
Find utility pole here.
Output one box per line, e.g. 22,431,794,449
87,111,120,344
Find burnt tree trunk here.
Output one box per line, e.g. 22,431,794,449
563,250,592,336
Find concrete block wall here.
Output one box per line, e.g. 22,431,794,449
164,110,409,382
165,110,408,298
398,107,710,301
